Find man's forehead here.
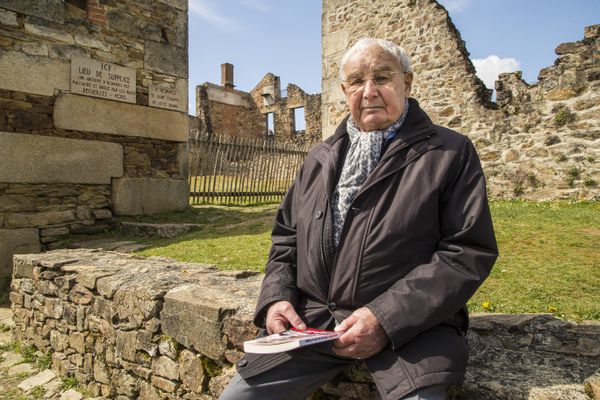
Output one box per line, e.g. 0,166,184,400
343,47,400,74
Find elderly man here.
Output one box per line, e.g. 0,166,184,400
220,38,498,400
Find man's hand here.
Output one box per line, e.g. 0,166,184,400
265,301,307,334
332,307,389,359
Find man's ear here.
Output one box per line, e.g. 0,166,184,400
404,72,413,96
341,82,348,96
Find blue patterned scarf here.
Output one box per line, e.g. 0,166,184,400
331,99,409,247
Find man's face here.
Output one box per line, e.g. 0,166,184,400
341,46,413,132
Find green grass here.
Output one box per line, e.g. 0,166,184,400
59,375,79,391
468,200,599,321
131,204,277,270
69,200,599,321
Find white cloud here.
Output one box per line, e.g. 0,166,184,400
189,0,240,30
239,0,270,12
472,55,521,89
438,0,472,13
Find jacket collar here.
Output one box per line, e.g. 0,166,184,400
314,99,438,197
318,98,435,157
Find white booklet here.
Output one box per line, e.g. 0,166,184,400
243,328,341,354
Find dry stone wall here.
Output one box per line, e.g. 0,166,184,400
0,0,190,302
321,0,599,200
10,250,600,400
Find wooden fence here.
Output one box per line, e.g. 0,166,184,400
188,133,310,205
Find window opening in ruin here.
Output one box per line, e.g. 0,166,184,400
293,107,306,134
266,113,275,136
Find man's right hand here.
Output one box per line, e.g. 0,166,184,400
265,301,306,334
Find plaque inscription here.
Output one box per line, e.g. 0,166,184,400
148,83,186,112
70,57,136,103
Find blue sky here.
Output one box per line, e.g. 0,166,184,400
188,0,599,113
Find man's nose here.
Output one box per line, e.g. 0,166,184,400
362,79,379,98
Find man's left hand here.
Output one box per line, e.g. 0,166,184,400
332,307,389,359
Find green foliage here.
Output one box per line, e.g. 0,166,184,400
554,107,575,126
201,356,222,378
30,386,46,400
0,323,10,333
17,343,37,364
583,177,597,187
36,351,52,370
508,169,540,196
59,375,79,391
565,165,581,187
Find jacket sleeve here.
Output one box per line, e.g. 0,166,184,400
366,137,498,350
253,177,301,328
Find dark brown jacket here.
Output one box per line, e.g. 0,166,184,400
241,99,498,399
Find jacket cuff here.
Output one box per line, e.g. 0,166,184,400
366,298,409,350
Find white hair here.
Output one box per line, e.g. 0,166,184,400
339,38,412,80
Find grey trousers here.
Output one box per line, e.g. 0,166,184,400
219,355,447,400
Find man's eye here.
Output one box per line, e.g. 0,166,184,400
349,78,364,87
373,75,390,85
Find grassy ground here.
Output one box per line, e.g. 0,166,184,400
79,200,599,321
469,200,599,320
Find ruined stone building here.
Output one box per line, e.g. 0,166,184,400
0,0,190,302
196,63,322,144
322,0,599,200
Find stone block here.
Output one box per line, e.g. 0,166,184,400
1,1,65,23
54,94,188,142
161,284,243,360
179,350,206,393
0,228,40,302
116,330,137,362
0,9,19,27
152,356,179,380
6,211,76,228
0,50,70,96
151,375,179,393
17,368,56,391
323,29,349,56
112,178,189,216
144,40,188,78
0,131,123,184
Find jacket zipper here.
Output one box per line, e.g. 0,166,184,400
325,132,435,313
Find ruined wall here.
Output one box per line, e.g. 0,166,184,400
0,0,190,303
488,25,600,199
321,0,599,200
197,72,322,144
10,250,600,399
196,83,265,140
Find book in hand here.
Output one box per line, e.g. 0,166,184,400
243,328,341,354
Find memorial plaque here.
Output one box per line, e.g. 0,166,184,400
70,57,136,103
148,83,186,112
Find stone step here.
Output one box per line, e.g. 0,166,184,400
17,368,55,391
119,221,201,238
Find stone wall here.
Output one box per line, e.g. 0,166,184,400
196,68,322,144
9,250,600,400
0,0,190,303
195,83,265,140
321,0,599,200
